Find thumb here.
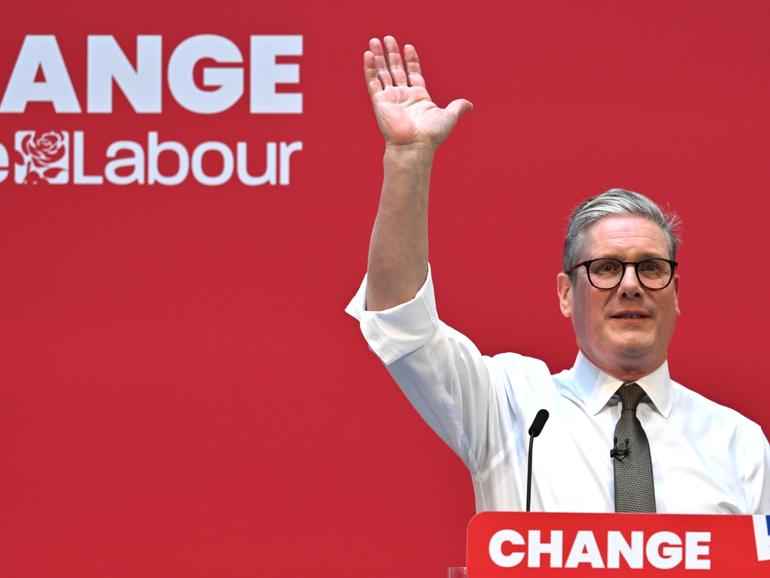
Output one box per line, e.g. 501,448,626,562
446,98,474,118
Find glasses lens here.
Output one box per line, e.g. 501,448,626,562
587,258,623,288
637,258,673,289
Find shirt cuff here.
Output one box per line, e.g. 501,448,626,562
344,266,440,365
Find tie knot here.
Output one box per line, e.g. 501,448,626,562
617,382,645,412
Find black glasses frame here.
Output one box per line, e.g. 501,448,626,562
569,258,678,290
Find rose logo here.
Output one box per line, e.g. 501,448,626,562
17,130,69,184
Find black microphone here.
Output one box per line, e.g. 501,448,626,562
610,437,630,460
526,409,549,512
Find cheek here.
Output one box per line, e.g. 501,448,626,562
572,292,603,336
643,297,678,346
663,303,679,332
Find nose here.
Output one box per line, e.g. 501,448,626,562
618,262,643,298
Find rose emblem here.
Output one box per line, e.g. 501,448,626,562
18,131,68,183
22,131,66,167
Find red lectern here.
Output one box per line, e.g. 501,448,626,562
467,512,770,576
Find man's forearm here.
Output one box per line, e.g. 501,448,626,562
366,145,435,311
361,36,470,311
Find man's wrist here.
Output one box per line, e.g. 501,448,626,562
383,143,436,169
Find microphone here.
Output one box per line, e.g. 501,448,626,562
610,437,630,460
529,409,549,437
526,409,549,512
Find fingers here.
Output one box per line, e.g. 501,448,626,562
403,44,426,88
363,50,383,97
365,36,413,94
367,38,392,91
383,36,408,86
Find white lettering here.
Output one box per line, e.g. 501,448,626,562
0,35,80,113
191,141,234,186
485,528,711,571
87,35,162,113
168,35,243,114
147,131,189,185
564,530,604,568
279,141,302,185
527,530,563,568
646,531,682,570
489,530,525,568
753,515,770,562
0,143,8,182
105,141,145,185
73,131,104,184
685,532,711,570
606,531,644,569
250,35,302,113
1,34,305,115
237,142,276,185
2,132,301,187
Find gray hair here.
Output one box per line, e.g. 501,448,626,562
563,188,680,273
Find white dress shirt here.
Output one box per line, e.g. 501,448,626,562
346,268,770,514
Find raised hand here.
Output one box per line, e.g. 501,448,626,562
364,36,472,149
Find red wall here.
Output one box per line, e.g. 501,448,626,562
1,2,769,577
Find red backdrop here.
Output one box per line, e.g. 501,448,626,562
1,2,769,577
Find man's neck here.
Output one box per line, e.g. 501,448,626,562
584,352,666,383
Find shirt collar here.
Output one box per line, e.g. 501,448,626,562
572,351,673,418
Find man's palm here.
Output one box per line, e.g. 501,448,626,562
365,37,472,148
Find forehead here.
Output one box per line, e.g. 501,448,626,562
581,215,670,259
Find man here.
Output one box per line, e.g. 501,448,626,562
346,36,770,513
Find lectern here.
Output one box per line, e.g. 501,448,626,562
465,512,770,576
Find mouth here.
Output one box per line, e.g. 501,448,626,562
610,312,652,320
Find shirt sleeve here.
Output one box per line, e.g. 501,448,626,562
344,267,441,366
752,428,770,514
345,267,514,475
734,419,770,514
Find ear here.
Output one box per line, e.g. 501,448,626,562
673,273,680,315
557,272,574,318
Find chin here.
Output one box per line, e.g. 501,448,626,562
606,332,657,353
614,346,657,362
600,340,659,367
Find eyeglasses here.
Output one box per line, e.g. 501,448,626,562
570,258,678,290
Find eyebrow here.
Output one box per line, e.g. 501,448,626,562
589,253,670,261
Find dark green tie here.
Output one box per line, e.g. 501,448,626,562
612,383,656,513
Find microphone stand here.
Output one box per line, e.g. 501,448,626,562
526,409,549,512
